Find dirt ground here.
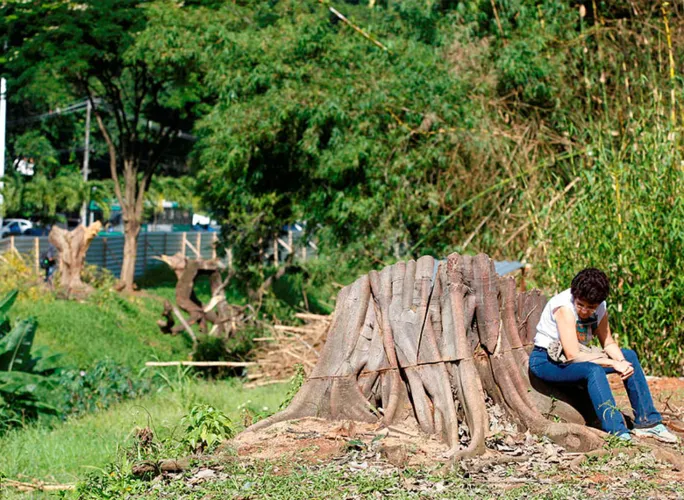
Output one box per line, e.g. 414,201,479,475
611,375,684,432
233,376,684,465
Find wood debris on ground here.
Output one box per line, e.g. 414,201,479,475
245,312,332,387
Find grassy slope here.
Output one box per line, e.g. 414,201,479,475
0,378,286,484
5,265,198,371
11,293,190,371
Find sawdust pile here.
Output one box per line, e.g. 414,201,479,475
245,313,331,387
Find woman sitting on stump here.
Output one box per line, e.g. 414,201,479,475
529,268,677,443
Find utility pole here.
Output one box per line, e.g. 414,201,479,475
0,78,6,229
80,99,91,226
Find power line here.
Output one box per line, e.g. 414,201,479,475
7,98,196,141
7,99,90,126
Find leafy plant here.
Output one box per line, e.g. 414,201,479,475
0,290,61,433
180,404,235,454
278,363,305,412
58,359,151,417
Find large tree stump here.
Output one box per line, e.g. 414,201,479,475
248,252,606,456
48,222,102,298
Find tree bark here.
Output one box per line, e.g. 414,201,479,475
48,222,102,299
158,253,233,337
120,218,141,291
92,104,150,293
248,252,606,456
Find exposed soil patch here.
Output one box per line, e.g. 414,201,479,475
610,375,684,430
226,377,684,492
232,416,450,467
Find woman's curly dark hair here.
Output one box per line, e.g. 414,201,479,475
571,268,610,304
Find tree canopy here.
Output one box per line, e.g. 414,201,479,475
1,0,682,373
2,0,204,287
138,0,684,373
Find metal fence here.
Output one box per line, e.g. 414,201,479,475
0,229,318,279
0,231,219,278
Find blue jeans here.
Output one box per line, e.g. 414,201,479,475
529,347,662,435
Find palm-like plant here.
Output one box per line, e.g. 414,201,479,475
21,172,85,222
145,176,199,221
0,290,61,432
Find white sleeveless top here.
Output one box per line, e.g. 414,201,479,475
534,289,607,349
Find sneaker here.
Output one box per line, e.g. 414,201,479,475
633,424,679,444
617,432,632,442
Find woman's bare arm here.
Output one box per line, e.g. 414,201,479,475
554,307,616,367
594,313,633,379
595,314,626,361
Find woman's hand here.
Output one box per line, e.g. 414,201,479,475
613,360,634,380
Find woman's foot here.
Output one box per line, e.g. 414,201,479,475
617,432,632,442
633,424,679,444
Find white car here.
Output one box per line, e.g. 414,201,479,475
0,219,33,238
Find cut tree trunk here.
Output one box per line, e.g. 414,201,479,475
48,222,102,299
248,252,606,456
119,219,141,291
157,253,233,338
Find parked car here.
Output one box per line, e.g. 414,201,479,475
23,225,51,236
0,219,33,238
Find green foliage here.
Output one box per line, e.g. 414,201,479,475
2,0,206,286
278,363,306,412
0,171,85,221
180,404,235,454
0,376,285,484
540,122,684,374
145,176,199,218
11,130,60,176
57,359,151,418
10,287,190,371
0,290,60,434
140,0,684,374
529,9,684,374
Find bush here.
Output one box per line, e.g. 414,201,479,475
0,290,61,433
58,359,151,417
180,404,235,454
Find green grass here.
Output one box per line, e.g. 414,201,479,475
0,378,286,485
11,293,190,371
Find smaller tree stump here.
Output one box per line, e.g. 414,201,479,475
48,222,102,298
158,253,234,338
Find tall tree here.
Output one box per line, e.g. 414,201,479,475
2,0,201,290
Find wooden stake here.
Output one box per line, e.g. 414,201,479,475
196,232,202,258
103,237,108,268
145,361,256,367
2,479,74,492
181,232,187,258
212,232,217,259
34,237,39,274
273,236,279,267
244,378,290,389
185,239,200,258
